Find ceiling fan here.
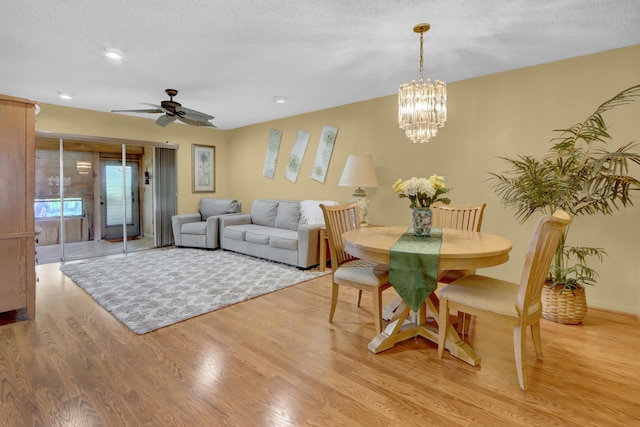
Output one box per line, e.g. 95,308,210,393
111,89,216,127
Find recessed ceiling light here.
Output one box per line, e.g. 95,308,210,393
272,96,288,104
58,92,73,100
103,47,124,60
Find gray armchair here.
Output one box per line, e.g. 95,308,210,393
172,198,241,249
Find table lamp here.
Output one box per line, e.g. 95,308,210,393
338,154,379,225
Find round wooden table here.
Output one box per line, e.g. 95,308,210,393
342,226,512,271
342,226,512,365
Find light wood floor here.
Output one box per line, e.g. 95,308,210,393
1,260,639,426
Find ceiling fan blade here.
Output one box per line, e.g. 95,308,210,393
112,92,213,127
175,106,214,121
155,114,177,127
142,103,172,114
178,116,217,128
111,108,163,114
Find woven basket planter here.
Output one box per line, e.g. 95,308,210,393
541,282,587,324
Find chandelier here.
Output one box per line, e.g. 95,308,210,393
398,23,447,143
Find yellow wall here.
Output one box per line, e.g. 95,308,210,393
226,45,640,315
34,44,640,314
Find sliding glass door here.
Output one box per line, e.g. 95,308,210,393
34,136,174,264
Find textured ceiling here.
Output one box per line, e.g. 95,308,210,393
1,0,639,129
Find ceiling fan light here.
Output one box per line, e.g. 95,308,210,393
103,47,124,61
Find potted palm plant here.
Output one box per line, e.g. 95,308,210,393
489,84,640,323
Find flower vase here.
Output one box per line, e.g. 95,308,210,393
412,207,433,237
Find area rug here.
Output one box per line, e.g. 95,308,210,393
60,249,329,334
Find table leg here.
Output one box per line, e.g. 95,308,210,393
368,303,418,353
381,296,403,321
368,293,481,366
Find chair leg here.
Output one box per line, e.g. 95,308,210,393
372,288,383,333
329,283,340,323
356,290,363,307
514,325,528,390
438,299,450,358
457,312,472,335
530,321,543,360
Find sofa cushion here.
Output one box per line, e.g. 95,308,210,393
251,199,279,227
224,227,247,241
225,224,273,242
274,200,300,231
261,228,299,250
270,235,298,251
181,221,207,235
245,231,270,245
200,198,241,220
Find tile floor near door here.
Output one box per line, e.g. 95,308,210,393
36,236,156,264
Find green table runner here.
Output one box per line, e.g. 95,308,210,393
389,228,443,312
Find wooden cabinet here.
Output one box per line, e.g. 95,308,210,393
0,94,36,318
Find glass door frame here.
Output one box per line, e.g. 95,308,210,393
34,132,178,263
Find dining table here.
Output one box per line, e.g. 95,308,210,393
342,225,512,366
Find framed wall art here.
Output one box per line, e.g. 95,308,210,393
192,144,215,192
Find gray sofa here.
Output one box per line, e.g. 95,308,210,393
172,198,242,249
219,199,321,268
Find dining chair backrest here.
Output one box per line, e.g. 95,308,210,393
516,210,572,323
320,202,360,269
431,202,486,232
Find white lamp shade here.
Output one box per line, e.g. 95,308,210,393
338,154,379,188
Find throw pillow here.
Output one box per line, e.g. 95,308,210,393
300,200,338,224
